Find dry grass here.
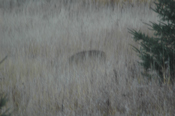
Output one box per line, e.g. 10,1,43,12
0,0,175,116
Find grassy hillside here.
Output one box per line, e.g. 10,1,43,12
0,0,175,116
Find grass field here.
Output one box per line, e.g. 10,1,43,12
0,0,175,116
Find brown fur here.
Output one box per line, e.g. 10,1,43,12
69,50,106,64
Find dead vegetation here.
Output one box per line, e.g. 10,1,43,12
0,0,174,116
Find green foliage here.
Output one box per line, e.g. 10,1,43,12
0,94,11,116
0,56,11,116
129,0,175,84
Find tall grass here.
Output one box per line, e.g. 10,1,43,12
0,0,175,116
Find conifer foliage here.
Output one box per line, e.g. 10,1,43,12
0,94,11,116
129,0,175,83
0,56,11,116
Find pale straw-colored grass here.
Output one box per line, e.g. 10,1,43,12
0,0,175,116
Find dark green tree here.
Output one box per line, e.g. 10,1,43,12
129,0,175,84
0,56,11,116
0,94,11,116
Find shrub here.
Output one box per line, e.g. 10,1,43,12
0,56,11,116
129,0,175,84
